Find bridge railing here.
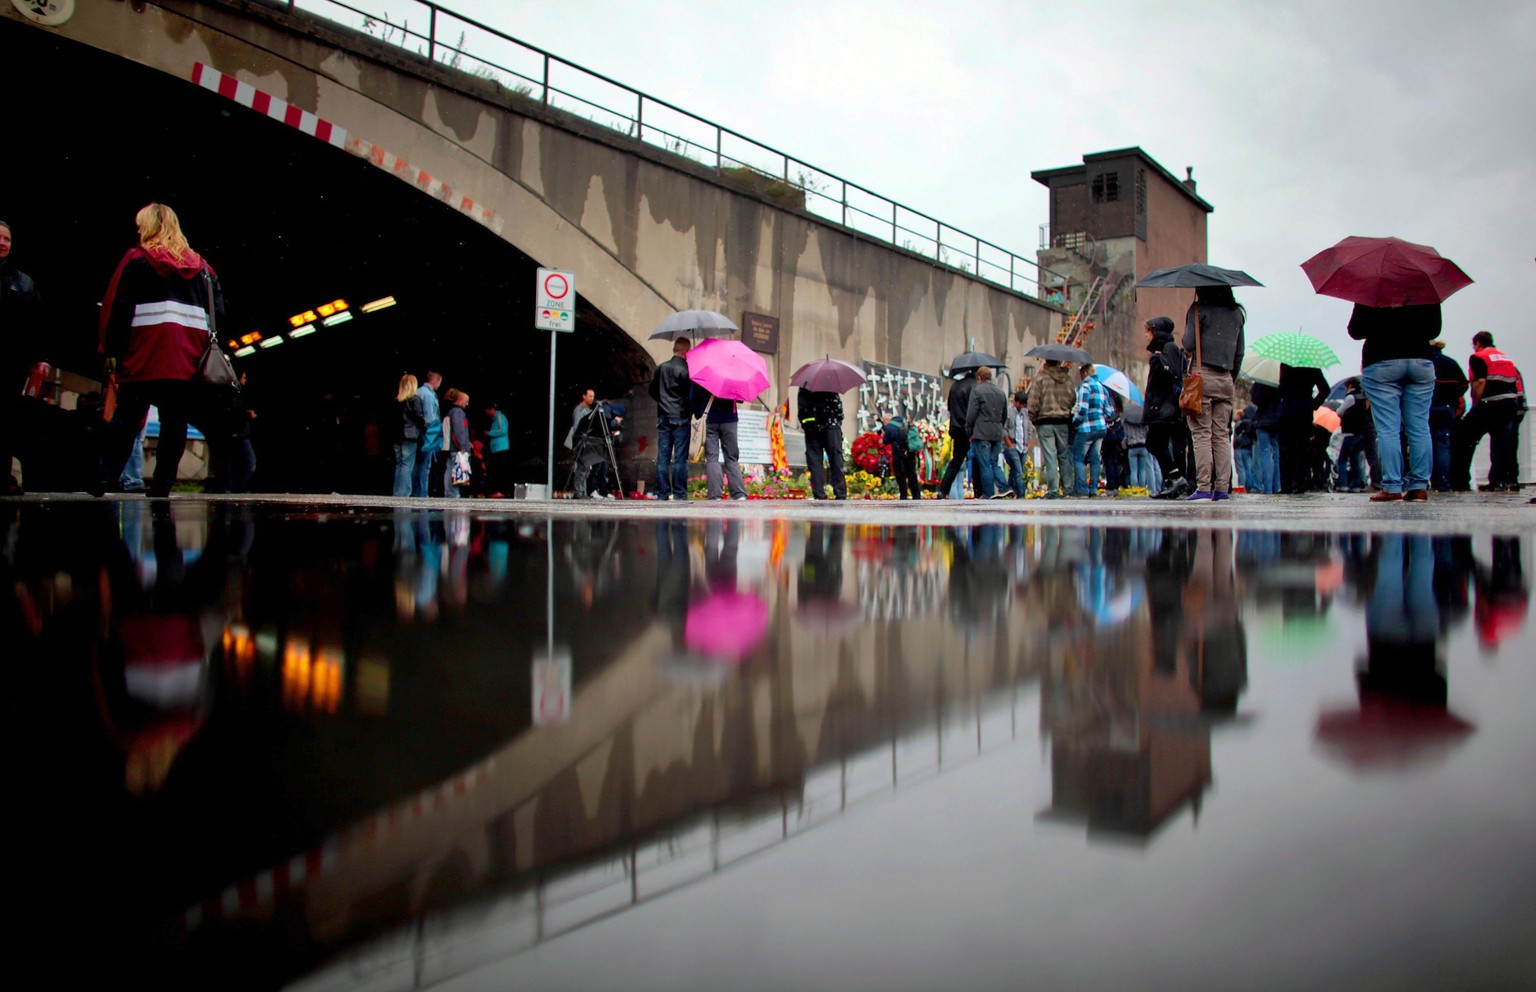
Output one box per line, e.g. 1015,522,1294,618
269,0,1060,300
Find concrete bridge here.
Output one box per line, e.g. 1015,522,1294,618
3,0,1062,488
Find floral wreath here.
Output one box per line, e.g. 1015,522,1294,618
850,431,887,472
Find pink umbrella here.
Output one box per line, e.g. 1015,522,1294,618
686,338,771,403
684,590,769,662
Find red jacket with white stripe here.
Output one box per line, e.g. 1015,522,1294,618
99,246,224,383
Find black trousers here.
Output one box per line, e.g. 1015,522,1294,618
938,427,970,496
1451,402,1522,489
805,423,846,498
1146,420,1188,482
890,446,920,499
101,379,207,495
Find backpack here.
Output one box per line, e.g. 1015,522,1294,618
906,422,923,453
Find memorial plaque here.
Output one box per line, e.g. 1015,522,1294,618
741,312,779,354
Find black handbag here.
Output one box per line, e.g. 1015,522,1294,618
195,269,238,390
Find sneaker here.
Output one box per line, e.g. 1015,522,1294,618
1186,490,1214,502
1045,491,1062,500
733,496,748,501
1212,490,1231,501
989,489,1013,499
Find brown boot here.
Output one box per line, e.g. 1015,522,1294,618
1370,491,1404,502
1405,489,1428,502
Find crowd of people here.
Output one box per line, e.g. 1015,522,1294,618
1,204,1527,503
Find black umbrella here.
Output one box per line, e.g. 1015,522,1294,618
947,351,1006,375
1025,343,1093,363
1135,263,1264,289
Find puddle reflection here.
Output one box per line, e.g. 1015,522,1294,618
2,503,1531,989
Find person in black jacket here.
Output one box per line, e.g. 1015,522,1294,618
1428,340,1468,492
1277,363,1330,493
1247,382,1282,493
0,220,44,495
938,371,977,499
648,338,693,500
1142,317,1193,499
798,387,847,499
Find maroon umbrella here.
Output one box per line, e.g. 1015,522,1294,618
1300,236,1472,307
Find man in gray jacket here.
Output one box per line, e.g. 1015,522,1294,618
965,366,1009,498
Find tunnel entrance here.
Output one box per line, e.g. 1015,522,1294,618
1,18,654,494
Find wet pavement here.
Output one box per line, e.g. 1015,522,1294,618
4,494,1534,990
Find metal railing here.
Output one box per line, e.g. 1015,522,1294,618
262,0,1060,300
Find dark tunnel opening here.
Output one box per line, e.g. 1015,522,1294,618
2,18,656,494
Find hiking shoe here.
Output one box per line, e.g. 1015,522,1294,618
1186,490,1214,502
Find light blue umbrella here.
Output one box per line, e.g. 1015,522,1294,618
1092,365,1143,405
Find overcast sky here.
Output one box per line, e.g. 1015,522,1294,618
408,0,1534,370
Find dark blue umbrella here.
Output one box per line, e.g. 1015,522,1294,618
1135,263,1264,289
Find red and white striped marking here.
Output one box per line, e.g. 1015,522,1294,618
189,63,501,234
192,62,347,149
183,760,492,930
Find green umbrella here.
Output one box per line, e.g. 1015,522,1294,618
1249,332,1341,370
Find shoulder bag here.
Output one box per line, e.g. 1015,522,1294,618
1179,305,1205,418
195,269,239,390
688,397,713,462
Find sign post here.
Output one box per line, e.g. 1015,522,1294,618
536,268,575,497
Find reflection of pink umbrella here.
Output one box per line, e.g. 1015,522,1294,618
686,338,771,402
1315,700,1474,772
684,591,769,662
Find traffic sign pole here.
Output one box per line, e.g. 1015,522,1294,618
536,268,575,498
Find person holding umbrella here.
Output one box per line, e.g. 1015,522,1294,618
686,339,770,500
938,370,978,499
1346,303,1439,501
648,337,693,500
798,385,847,499
1182,287,1247,501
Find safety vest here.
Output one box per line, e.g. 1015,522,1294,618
1471,347,1522,402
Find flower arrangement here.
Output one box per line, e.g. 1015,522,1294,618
850,431,887,473
846,470,899,498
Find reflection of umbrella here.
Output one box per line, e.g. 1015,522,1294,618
1250,332,1341,370
1316,700,1474,771
1301,236,1473,307
1025,343,1093,363
1135,262,1264,288
1091,365,1143,404
1240,353,1283,387
649,309,739,341
686,338,771,402
1090,577,1144,627
789,357,866,393
684,591,769,661
948,351,1007,375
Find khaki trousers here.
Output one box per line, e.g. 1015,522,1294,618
1186,367,1235,492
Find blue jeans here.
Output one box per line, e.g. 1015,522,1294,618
1360,358,1433,493
1336,433,1368,490
1002,445,1026,494
393,441,417,497
414,443,440,497
1128,445,1158,490
1234,447,1253,491
1071,428,1105,495
971,438,1000,497
1251,427,1279,493
655,415,691,498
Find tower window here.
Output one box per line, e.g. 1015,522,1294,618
1091,171,1120,203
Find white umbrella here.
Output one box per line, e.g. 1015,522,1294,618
1240,353,1283,387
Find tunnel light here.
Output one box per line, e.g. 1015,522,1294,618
317,303,336,318
321,311,354,327
289,325,317,338
226,339,239,350
234,346,257,357
239,331,264,346
258,336,285,349
361,296,397,313
331,299,349,311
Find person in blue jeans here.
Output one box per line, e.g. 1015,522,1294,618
1071,364,1113,497
964,366,1009,498
1001,390,1030,496
1348,304,1438,501
648,337,693,499
413,370,443,497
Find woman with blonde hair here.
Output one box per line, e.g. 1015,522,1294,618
394,373,425,496
97,203,224,496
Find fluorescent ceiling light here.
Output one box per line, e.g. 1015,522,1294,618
322,311,354,327
234,346,257,357
289,325,318,338
258,336,285,349
360,296,396,313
